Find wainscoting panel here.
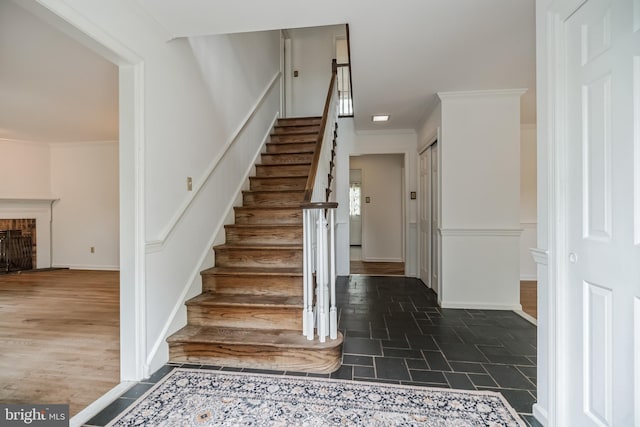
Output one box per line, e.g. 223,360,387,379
440,229,521,310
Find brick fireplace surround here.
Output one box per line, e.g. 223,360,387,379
0,218,36,269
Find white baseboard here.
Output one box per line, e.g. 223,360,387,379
515,310,537,326
520,274,538,281
70,381,135,427
440,301,523,311
52,264,120,271
532,403,548,426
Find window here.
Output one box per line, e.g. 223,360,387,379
349,182,361,216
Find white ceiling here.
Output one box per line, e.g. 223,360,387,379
135,0,536,131
0,0,535,142
0,0,118,143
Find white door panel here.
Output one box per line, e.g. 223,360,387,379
431,143,439,296
561,0,640,425
419,149,431,285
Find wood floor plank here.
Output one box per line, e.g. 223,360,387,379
0,270,119,416
350,261,405,276
520,280,537,319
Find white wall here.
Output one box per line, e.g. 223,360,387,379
418,103,441,149
350,154,404,262
50,142,119,269
0,140,51,198
0,139,119,269
520,125,537,280
288,25,346,117
438,90,524,310
335,119,418,276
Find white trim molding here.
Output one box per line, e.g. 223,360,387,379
438,88,528,100
516,310,537,326
530,248,549,266
533,403,549,426
70,381,135,427
439,228,523,237
146,71,282,252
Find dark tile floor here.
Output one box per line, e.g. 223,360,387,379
86,276,542,427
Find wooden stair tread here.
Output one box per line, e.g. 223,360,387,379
271,131,318,136
224,224,301,229
243,189,305,194
214,244,302,250
257,162,311,166
168,325,343,349
250,175,309,179
201,266,302,276
278,116,322,121
263,150,314,155
187,293,302,307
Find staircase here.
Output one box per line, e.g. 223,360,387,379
167,117,344,373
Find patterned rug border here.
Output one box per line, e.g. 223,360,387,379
107,368,526,426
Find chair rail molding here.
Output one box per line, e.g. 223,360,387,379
530,248,548,266
439,228,523,237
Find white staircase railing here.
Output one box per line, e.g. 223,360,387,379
301,60,339,343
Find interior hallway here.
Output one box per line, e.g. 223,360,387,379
0,270,119,415
349,245,405,275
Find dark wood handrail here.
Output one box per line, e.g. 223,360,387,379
302,59,338,204
300,201,338,209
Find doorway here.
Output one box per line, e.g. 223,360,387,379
349,169,362,261
349,154,405,276
419,141,439,297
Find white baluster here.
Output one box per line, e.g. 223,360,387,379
316,210,327,342
303,210,314,339
329,209,337,340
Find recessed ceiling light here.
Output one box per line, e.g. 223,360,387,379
372,115,389,122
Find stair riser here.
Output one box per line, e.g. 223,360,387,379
255,164,310,177
234,208,302,225
277,118,322,127
273,126,320,135
202,275,302,296
269,134,317,143
225,227,303,245
187,306,301,330
243,192,304,207
261,153,314,164
249,177,307,191
214,248,302,268
169,342,342,373
266,142,317,154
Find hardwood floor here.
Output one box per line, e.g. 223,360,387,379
350,260,405,276
520,280,537,319
0,269,119,416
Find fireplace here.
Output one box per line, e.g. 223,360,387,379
0,219,36,273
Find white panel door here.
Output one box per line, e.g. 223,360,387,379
431,143,440,297
562,0,640,425
419,148,431,286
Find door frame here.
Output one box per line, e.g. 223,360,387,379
418,129,440,297
347,152,409,271
544,0,591,424
33,0,147,382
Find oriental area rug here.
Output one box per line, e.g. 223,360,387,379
107,368,525,426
